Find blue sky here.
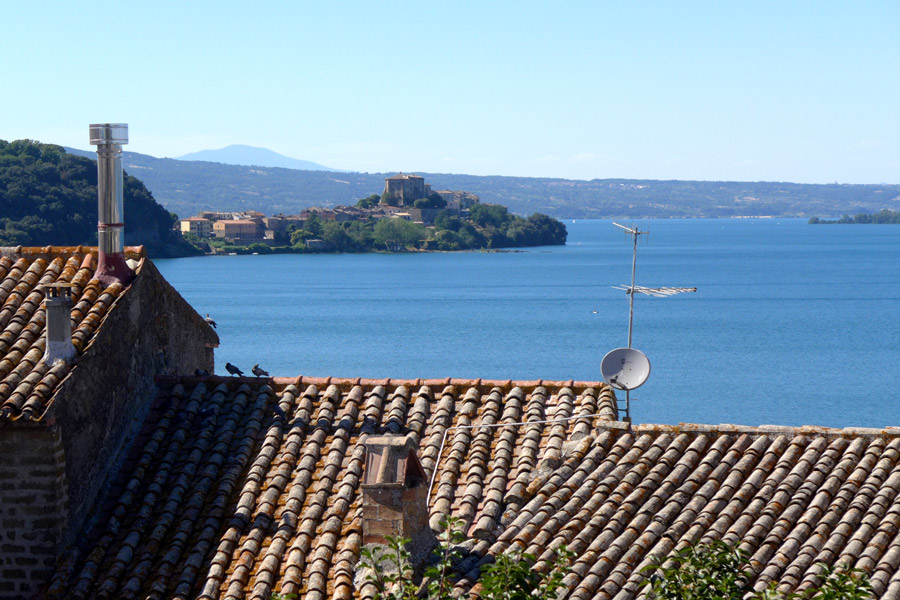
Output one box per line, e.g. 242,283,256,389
3,1,898,183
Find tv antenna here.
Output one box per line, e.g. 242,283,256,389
602,222,697,422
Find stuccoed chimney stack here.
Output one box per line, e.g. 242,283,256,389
42,283,76,364
89,123,132,285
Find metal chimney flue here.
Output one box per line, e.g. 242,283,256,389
89,123,132,285
42,284,76,365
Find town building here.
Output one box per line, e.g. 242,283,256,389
406,207,441,225
263,215,306,233
435,189,479,215
333,205,367,222
198,210,241,222
299,207,337,221
212,219,263,243
179,216,213,238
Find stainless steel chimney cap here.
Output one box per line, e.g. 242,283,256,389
89,123,128,145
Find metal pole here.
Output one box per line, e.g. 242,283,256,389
627,229,637,348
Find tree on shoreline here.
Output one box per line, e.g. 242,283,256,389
809,209,900,224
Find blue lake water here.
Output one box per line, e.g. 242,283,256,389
156,218,900,429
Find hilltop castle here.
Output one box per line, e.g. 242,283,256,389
381,173,431,206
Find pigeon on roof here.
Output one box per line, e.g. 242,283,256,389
225,362,243,376
204,313,217,329
251,364,270,378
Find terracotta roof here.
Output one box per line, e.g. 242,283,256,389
47,377,611,598
0,246,144,423
46,376,900,599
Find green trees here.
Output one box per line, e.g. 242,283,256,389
412,193,448,209
809,209,900,224
429,203,566,250
373,218,427,249
642,541,751,599
470,203,509,228
321,221,360,252
357,194,381,209
359,516,573,600
0,139,196,256
642,541,872,600
304,211,323,236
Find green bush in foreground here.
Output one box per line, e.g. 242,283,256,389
642,541,872,600
358,516,573,600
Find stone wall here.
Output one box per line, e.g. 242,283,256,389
0,256,217,597
0,427,67,600
406,207,440,225
383,176,427,206
46,257,217,544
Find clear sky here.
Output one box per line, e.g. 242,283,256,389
3,1,898,183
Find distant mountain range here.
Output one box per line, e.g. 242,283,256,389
175,145,342,172
62,146,900,221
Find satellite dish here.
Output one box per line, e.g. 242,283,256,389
601,347,651,391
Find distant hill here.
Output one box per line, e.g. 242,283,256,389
62,147,900,220
2,141,198,257
175,144,341,172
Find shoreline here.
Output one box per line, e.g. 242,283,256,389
200,245,539,257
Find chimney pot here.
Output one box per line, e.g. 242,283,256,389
90,123,132,285
42,284,76,365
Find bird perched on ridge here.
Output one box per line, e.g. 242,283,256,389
225,362,244,377
194,369,209,377
204,313,217,329
252,364,270,378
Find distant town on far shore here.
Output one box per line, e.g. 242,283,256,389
177,173,568,254
1,141,566,258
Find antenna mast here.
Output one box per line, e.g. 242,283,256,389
604,222,697,422
613,221,647,348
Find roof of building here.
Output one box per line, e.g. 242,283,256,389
182,217,212,222
45,375,900,599
386,173,424,180
0,246,145,423
213,220,259,226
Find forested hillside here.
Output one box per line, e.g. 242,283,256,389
65,147,900,220
1,140,198,257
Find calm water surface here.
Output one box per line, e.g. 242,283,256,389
156,219,900,429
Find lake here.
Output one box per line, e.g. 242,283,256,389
156,218,900,429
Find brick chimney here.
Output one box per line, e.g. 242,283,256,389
42,283,76,364
89,123,133,285
360,434,434,565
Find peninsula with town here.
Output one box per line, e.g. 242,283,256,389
177,173,567,254
0,139,565,256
